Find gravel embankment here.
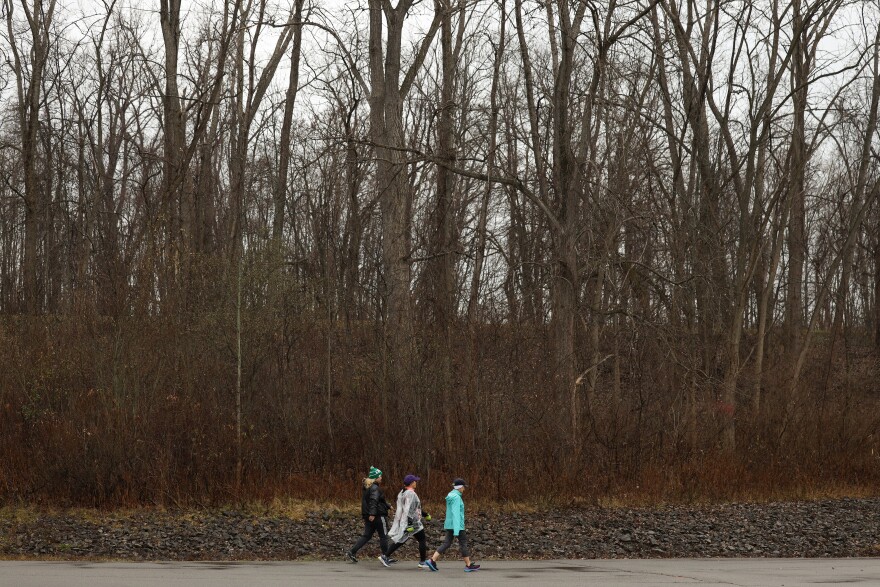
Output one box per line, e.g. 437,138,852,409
2,498,879,560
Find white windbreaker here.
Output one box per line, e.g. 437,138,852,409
387,487,423,543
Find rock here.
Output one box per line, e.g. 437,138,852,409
3,498,880,561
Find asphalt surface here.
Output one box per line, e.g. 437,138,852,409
2,559,879,586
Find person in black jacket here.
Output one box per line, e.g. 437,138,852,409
345,466,391,563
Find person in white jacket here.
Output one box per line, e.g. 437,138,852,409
381,474,431,568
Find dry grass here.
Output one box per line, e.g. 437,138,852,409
249,498,359,521
2,487,878,526
592,484,880,509
0,506,44,524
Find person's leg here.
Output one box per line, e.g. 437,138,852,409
415,529,427,562
377,516,390,556
431,529,454,562
385,540,402,557
458,531,479,570
425,529,450,570
458,530,471,565
350,519,377,555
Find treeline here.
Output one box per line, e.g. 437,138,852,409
1,0,879,506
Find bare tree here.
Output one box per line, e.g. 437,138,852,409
361,0,442,434
5,0,58,313
158,0,242,303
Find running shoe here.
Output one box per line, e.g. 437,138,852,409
418,561,430,569
379,554,391,567
464,563,481,572
426,559,439,571
345,551,358,563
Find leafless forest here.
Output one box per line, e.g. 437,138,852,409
1,0,879,506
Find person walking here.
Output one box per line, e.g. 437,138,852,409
425,478,480,572
383,474,432,568
345,466,391,563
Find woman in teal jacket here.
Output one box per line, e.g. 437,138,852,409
425,478,480,572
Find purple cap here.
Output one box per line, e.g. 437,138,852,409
403,474,421,485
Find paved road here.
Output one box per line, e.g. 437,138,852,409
2,559,879,586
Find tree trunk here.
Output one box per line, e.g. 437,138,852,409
273,0,305,248
160,0,185,285
367,0,441,440
7,0,58,314
432,0,457,456
467,0,506,322
786,0,808,363
875,234,880,348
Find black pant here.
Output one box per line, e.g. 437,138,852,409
436,529,469,557
350,517,389,556
386,529,427,561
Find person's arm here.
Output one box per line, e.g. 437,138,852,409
403,492,414,524
459,497,466,533
379,489,391,517
402,492,415,529
367,485,379,520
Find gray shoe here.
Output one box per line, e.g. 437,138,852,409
345,551,358,563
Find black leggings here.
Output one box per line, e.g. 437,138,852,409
385,529,427,561
350,517,389,555
436,529,469,557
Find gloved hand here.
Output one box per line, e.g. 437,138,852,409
424,513,432,522
406,526,414,533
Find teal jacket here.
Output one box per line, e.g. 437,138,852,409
443,489,465,535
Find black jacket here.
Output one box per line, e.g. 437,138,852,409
361,481,390,518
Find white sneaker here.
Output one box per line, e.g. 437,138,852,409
418,562,430,569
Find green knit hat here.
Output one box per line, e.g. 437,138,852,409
368,466,382,479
